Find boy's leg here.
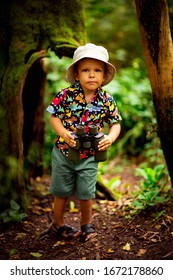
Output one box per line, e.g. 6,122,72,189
80,199,93,226
80,199,97,241
53,196,68,227
52,196,81,239
49,147,81,239
75,156,98,241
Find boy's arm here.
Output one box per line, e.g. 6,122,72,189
98,123,121,151
50,115,76,147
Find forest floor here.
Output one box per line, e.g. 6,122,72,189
0,158,173,260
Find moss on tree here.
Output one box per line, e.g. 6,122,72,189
0,0,86,210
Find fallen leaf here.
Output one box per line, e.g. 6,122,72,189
30,198,39,205
151,238,157,242
92,204,100,211
31,210,42,215
108,201,117,206
171,232,173,236
165,215,173,223
99,200,107,204
155,225,161,230
122,243,131,251
15,232,26,239
107,248,115,253
69,208,79,213
43,207,52,213
136,249,147,256
53,241,66,247
30,252,42,258
9,248,18,257
111,224,125,229
69,201,79,213
123,199,132,206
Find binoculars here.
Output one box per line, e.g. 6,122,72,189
68,124,107,163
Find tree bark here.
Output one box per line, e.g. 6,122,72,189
135,0,173,185
0,0,86,210
22,59,46,179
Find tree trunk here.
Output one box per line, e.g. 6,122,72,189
22,59,46,179
135,0,173,186
0,0,86,210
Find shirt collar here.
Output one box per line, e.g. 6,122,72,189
71,81,105,100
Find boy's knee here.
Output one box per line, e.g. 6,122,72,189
76,188,95,200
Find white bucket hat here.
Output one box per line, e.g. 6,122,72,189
66,43,116,86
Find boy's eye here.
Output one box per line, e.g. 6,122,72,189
81,68,102,72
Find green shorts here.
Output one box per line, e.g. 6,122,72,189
50,146,98,200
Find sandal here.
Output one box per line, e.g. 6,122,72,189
51,223,81,240
81,223,97,242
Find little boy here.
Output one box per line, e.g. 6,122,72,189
46,43,122,242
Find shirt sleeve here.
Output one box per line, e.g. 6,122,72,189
46,90,65,119
104,95,122,124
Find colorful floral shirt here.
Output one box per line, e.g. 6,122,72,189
46,81,122,158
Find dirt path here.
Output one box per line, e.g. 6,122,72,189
1,174,173,260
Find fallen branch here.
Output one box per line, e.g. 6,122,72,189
96,179,116,201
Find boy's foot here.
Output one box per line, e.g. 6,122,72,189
81,223,97,242
51,223,81,240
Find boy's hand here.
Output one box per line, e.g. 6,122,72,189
63,130,76,147
98,135,112,151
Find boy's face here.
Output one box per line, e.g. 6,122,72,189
75,58,106,94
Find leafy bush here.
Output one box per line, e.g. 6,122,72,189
0,200,28,223
132,164,170,212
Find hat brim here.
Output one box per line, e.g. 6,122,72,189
66,56,116,86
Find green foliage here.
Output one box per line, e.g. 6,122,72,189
0,200,28,223
132,164,170,212
44,53,73,172
97,170,122,200
106,176,122,200
140,137,164,166
105,64,155,157
85,0,144,69
9,248,18,257
45,52,72,93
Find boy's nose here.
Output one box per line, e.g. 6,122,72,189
89,71,95,77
